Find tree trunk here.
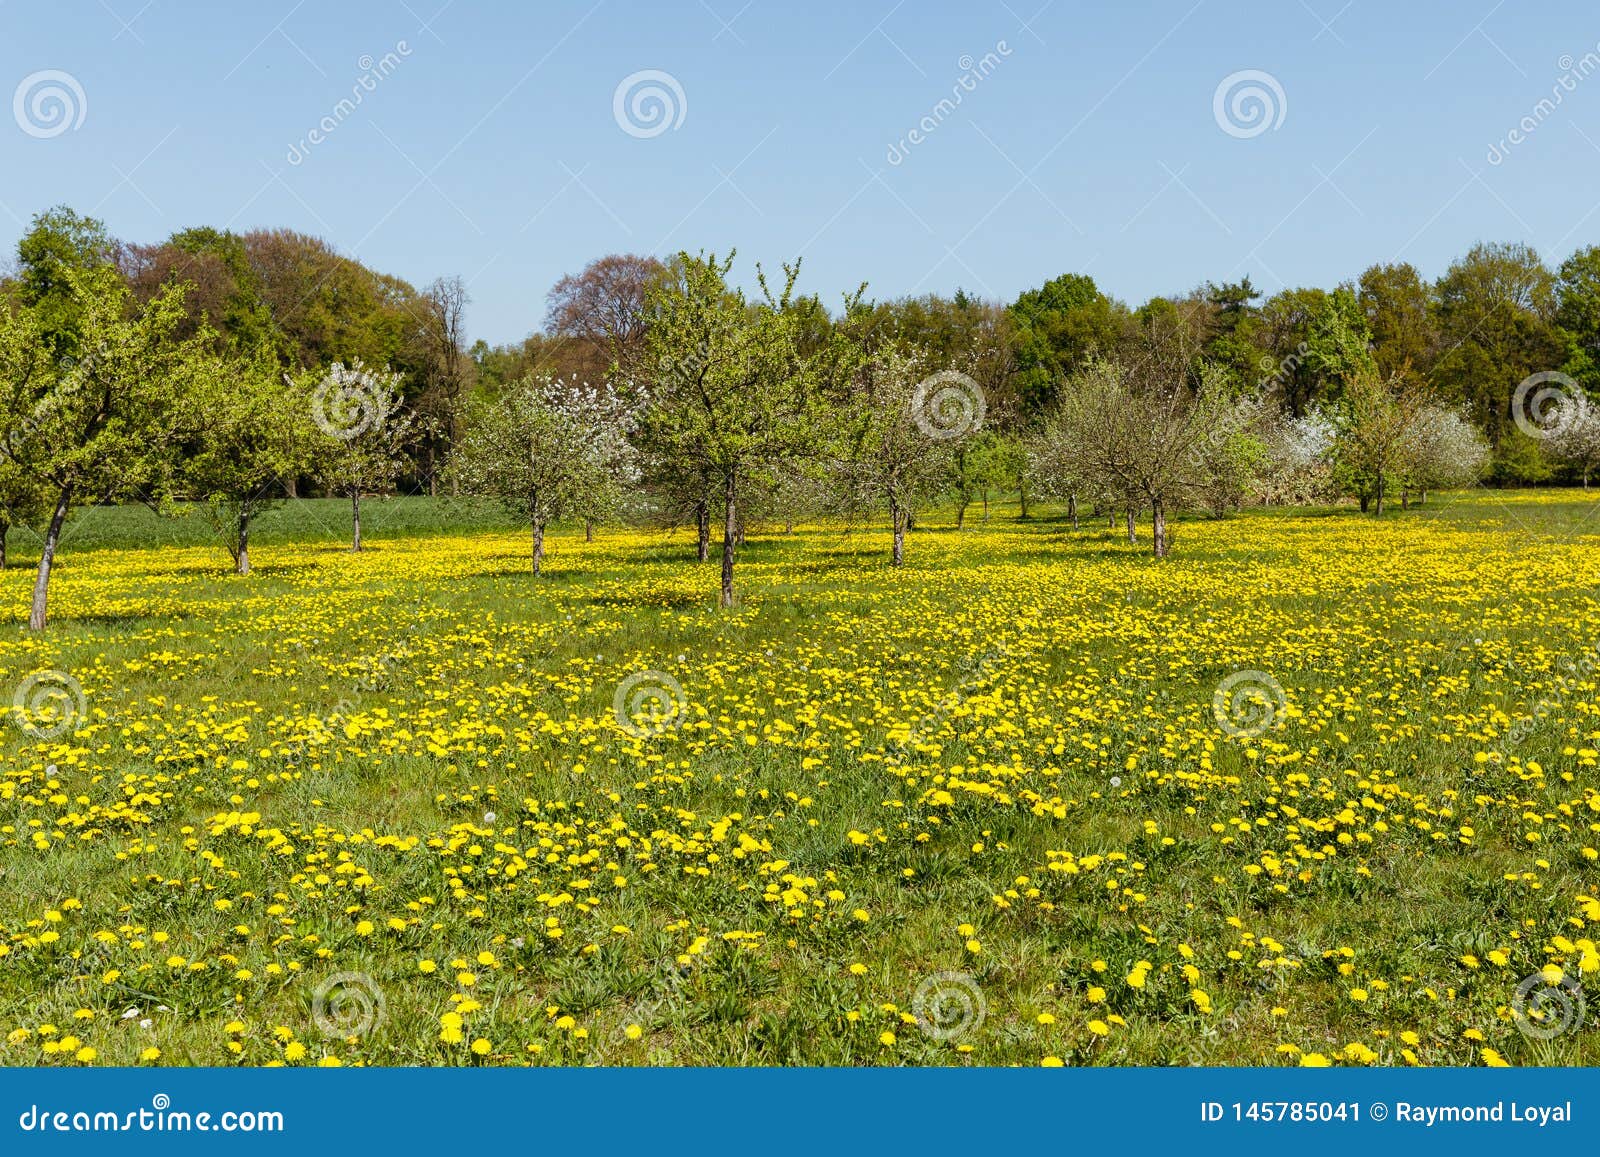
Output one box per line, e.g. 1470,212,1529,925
905,509,916,532
29,486,72,632
1401,488,1410,510
1359,493,1370,513
532,520,545,576
720,476,736,608
890,499,905,567
981,490,989,521
1126,509,1136,544
956,501,968,530
1152,499,1168,559
1374,473,1385,517
1018,484,1029,520
0,523,8,570
1420,488,1429,504
1583,470,1590,490
785,518,794,534
696,500,710,562
286,477,298,499
1068,492,1079,530
351,490,363,550
1107,510,1115,529
237,509,251,576
585,519,595,543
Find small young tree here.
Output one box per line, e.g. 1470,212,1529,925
448,376,627,574
310,361,413,551
184,358,317,573
839,347,951,565
1332,367,1428,515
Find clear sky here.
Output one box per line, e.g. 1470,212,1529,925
4,0,1600,343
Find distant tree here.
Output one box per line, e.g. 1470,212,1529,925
1556,246,1600,394
122,227,278,357
1358,262,1437,384
14,206,117,358
1007,273,1127,412
545,253,666,381
449,376,628,574
1432,242,1566,473
310,361,414,551
415,275,472,492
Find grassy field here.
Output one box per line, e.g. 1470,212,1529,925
1,489,1598,1067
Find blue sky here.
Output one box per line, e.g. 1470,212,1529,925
4,0,1599,343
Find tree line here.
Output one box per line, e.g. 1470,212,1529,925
2,205,1600,626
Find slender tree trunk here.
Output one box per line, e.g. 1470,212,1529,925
956,501,968,529
1401,488,1410,510
1374,472,1385,517
1420,488,1429,504
0,522,8,570
1018,484,1029,520
905,509,916,532
1359,493,1370,513
1126,509,1136,544
350,490,363,551
785,518,794,534
1152,498,1168,559
1069,492,1079,530
585,519,595,543
286,477,298,499
29,486,72,632
696,500,710,562
1107,509,1115,529
237,510,251,576
1584,470,1590,490
720,476,736,608
532,520,545,576
981,490,989,521
890,498,905,567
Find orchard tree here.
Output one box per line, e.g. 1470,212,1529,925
1402,404,1489,504
1331,367,1428,515
639,251,850,607
184,358,317,573
449,376,628,574
0,267,200,629
1544,392,1600,487
1053,356,1232,557
311,361,414,551
839,347,951,565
